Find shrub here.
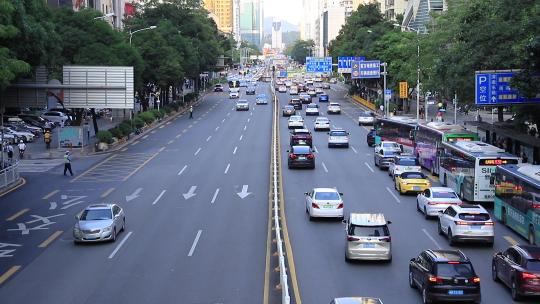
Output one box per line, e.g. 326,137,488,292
133,117,144,129
163,106,172,114
138,111,155,124
109,127,123,139
169,102,180,111
150,109,163,119
96,130,113,144
184,92,199,103
119,121,132,135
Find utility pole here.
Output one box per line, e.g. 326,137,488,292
381,62,388,117
453,92,458,124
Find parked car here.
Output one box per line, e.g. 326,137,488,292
0,126,34,142
41,111,70,125
492,245,540,300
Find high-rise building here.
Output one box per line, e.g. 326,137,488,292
47,0,125,30
320,1,346,56
402,0,446,32
381,0,409,21
203,0,234,33
239,0,264,49
271,19,283,51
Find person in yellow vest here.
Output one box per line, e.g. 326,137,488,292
44,131,51,149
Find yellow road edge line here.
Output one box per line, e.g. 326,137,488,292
0,178,26,198
71,154,117,182
6,208,30,221
504,235,519,246
42,189,59,200
122,152,160,181
0,265,21,285
101,187,115,198
276,93,302,303
38,230,63,248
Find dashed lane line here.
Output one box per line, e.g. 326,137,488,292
215,126,220,131
101,187,115,198
0,266,21,285
42,190,59,200
152,190,167,205
386,187,400,203
351,146,358,154
178,165,188,176
211,188,220,204
233,146,238,155
142,135,149,139
6,208,29,221
321,162,328,173
108,231,133,259
167,140,174,145
38,230,63,248
188,230,202,257
224,163,231,174
194,147,202,156
364,162,375,173
206,136,212,142
422,228,442,249
239,135,243,141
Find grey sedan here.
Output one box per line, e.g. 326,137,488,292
73,203,125,243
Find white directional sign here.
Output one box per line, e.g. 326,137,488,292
183,186,197,200
237,185,252,199
126,188,143,202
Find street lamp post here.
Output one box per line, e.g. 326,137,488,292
129,25,157,45
94,12,115,20
381,62,388,117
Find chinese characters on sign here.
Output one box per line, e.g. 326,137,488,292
354,60,380,79
305,57,333,73
475,70,540,105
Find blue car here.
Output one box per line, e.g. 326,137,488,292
319,94,329,102
256,94,269,104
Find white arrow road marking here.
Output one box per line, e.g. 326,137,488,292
386,187,400,203
152,190,167,205
49,202,57,210
178,165,188,176
351,146,358,154
364,162,374,173
125,188,143,202
182,186,197,200
194,147,202,156
211,188,220,204
237,185,252,199
322,162,328,173
224,163,231,174
108,231,133,259
188,230,202,257
233,147,237,155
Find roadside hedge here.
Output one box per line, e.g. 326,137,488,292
97,130,113,144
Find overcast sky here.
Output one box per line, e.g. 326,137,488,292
264,0,303,25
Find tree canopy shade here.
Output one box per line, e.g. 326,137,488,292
285,40,315,64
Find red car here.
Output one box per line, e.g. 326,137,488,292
492,245,540,300
290,128,312,147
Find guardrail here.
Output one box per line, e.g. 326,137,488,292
0,162,20,189
270,78,291,304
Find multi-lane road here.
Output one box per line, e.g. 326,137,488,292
0,79,536,303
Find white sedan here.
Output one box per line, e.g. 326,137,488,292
327,102,341,114
305,188,344,221
358,111,375,125
314,117,330,131
305,104,320,116
416,187,462,219
235,100,249,111
278,85,287,93
328,129,350,148
288,115,304,129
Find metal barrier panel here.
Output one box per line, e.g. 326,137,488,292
0,162,19,189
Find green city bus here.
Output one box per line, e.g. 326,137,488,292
494,164,540,245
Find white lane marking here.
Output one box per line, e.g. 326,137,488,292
194,147,202,156
227,112,231,116
362,126,370,131
224,163,231,174
244,125,247,131
108,231,133,259
178,165,188,176
366,153,372,156
233,146,238,154
188,230,202,257
313,145,319,153
322,162,328,173
386,187,401,203
215,126,219,131
206,135,212,142
222,119,226,123
239,135,243,141
247,118,251,122
167,140,174,145
142,135,149,139
152,190,167,205
364,162,374,173
182,129,187,133
351,146,358,154
211,188,220,204
422,228,442,249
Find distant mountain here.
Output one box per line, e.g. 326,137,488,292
263,17,299,34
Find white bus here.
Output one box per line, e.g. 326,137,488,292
439,141,520,202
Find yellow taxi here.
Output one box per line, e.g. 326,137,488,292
394,171,431,195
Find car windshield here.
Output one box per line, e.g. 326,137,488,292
433,191,458,199
290,116,302,121
316,118,329,122
401,172,426,179
436,263,474,277
383,150,400,156
458,213,490,221
80,209,112,220
526,260,540,271
359,112,372,117
307,104,318,108
284,106,293,110
383,143,399,148
350,225,389,237
329,103,339,106
292,146,310,154
397,158,419,166
314,191,340,200
330,131,347,136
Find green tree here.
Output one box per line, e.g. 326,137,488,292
286,39,315,64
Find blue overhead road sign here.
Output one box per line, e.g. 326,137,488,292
358,60,381,79
338,56,365,73
278,70,288,78
306,57,333,73
475,70,540,105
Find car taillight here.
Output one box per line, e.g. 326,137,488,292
472,277,481,283
380,236,391,242
522,272,538,280
347,236,360,241
307,153,314,159
428,275,443,284
311,203,319,209
337,203,343,209
289,153,297,159
484,221,494,226
454,221,469,225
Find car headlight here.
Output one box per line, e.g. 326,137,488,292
102,226,112,232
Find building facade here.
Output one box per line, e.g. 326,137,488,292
203,0,234,33
382,0,409,21
402,0,446,32
271,19,283,51
47,0,125,30
239,0,264,48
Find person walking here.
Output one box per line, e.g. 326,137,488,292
44,131,51,149
6,144,14,164
63,151,73,176
189,105,193,119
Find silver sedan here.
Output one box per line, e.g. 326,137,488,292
73,203,125,243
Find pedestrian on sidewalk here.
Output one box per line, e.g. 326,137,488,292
63,151,73,176
189,105,193,119
6,144,14,164
44,131,51,149
379,104,384,115
522,152,528,163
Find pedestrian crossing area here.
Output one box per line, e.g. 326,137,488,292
17,159,65,173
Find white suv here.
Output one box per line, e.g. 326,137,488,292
344,213,392,262
388,155,421,179
438,204,494,246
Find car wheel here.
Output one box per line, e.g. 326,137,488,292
345,252,351,263
422,287,431,304
417,199,421,212
374,158,379,167
122,219,126,232
398,184,403,195
511,280,521,301
501,208,507,224
529,226,535,245
448,229,455,246
437,221,444,235
424,207,429,219
111,228,117,242
409,271,416,289
492,263,499,282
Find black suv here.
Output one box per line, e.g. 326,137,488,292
409,249,481,304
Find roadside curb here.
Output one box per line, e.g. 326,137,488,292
0,177,26,198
